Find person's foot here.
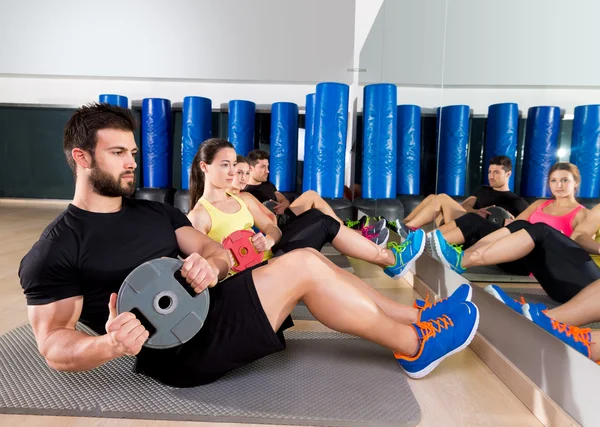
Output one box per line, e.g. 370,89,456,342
383,229,426,279
415,284,473,321
431,230,465,274
484,284,525,313
396,301,480,379
522,303,592,359
387,218,400,234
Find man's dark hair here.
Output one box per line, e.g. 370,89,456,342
246,149,269,167
63,103,138,175
489,155,512,173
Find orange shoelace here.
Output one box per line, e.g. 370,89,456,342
416,315,454,340
549,317,592,356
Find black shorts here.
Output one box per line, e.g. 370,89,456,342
454,212,502,249
272,208,341,256
277,208,298,229
134,261,294,387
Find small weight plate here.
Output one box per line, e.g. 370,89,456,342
116,258,210,349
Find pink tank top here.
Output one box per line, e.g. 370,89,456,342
528,200,583,237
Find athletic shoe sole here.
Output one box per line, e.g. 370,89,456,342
402,303,480,379
521,303,534,320
432,231,459,272
386,232,426,280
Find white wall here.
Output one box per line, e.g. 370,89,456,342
0,0,354,84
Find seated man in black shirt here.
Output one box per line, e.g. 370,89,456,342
398,156,528,237
18,103,480,386
244,149,346,228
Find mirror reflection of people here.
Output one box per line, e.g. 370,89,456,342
397,156,528,239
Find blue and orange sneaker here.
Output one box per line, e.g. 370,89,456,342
432,229,465,274
415,284,473,322
396,301,480,379
384,229,426,279
484,284,526,313
522,303,592,359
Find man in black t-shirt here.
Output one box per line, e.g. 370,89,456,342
399,156,528,237
18,103,479,387
244,149,346,228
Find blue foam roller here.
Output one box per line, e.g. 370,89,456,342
436,105,470,196
313,82,350,198
521,106,561,197
228,100,255,156
99,94,128,108
302,93,316,192
397,105,421,195
181,96,212,190
362,84,397,199
141,98,172,188
485,103,519,191
270,102,299,192
571,105,600,198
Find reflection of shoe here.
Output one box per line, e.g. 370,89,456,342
361,218,386,239
396,301,480,379
415,284,473,322
432,230,465,274
370,226,390,247
522,303,592,358
424,231,436,258
384,229,426,279
387,218,400,234
484,284,525,313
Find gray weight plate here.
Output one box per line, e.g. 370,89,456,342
116,258,210,349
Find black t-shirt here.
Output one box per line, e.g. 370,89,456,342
243,181,278,203
472,186,529,217
18,198,191,336
243,181,297,228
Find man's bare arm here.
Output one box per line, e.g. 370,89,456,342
29,295,146,372
176,226,231,281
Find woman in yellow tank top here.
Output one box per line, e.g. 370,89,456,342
186,139,421,280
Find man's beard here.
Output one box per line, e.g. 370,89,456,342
90,163,135,197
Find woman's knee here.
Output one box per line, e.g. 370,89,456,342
506,219,532,233
276,248,327,273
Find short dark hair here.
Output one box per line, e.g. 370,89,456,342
489,155,512,173
236,155,248,165
63,103,137,175
246,149,269,167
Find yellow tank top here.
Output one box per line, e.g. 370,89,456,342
198,193,273,267
591,231,600,268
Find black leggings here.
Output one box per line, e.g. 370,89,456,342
501,220,600,303
272,208,341,256
455,212,502,249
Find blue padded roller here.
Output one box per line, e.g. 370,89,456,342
362,84,397,199
270,102,299,192
99,94,128,108
302,93,316,192
397,105,421,195
521,106,561,197
437,105,470,196
313,82,349,198
141,98,172,188
228,100,256,156
485,103,519,191
571,105,600,198
182,96,212,190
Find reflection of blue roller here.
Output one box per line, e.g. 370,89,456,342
485,103,518,191
142,98,172,188
521,106,561,197
362,84,397,199
228,100,255,156
571,105,600,198
270,102,299,192
99,94,128,108
397,105,421,195
313,83,349,198
437,105,470,196
302,93,316,192
182,97,212,190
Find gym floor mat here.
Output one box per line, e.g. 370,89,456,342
0,325,421,427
